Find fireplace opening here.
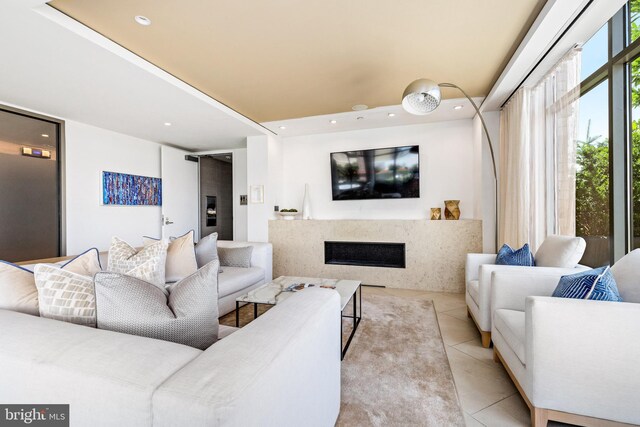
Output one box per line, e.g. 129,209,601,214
324,241,405,268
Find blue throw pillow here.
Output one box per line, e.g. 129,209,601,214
552,266,623,301
495,244,535,266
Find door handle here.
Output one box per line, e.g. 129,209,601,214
163,216,174,225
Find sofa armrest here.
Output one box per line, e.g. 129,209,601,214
490,270,574,313
465,253,496,283
525,297,640,424
153,288,341,427
218,240,273,281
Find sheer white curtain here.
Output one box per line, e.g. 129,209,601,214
499,48,581,251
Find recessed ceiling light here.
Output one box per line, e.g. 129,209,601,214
135,15,151,26
453,105,463,110
388,113,396,117
41,134,49,138
330,120,337,124
164,122,172,126
279,126,287,130
356,116,364,120
352,104,368,111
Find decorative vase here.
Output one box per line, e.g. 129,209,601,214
444,200,460,220
430,208,441,220
302,183,312,220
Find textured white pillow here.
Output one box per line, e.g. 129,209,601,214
108,237,168,287
0,261,39,316
535,235,586,268
195,232,219,268
95,260,220,349
143,230,198,283
611,249,640,303
0,248,102,317
34,264,96,327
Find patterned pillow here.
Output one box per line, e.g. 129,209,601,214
0,249,102,317
143,230,198,283
553,266,623,301
94,260,220,349
108,237,168,287
495,243,535,266
34,264,96,327
218,246,253,268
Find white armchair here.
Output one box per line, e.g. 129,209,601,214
490,250,640,427
465,235,587,347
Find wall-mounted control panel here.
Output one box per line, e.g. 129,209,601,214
240,195,248,205
22,147,51,159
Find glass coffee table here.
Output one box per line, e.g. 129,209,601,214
236,276,362,359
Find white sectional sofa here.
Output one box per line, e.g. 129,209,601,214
0,288,341,427
490,250,640,426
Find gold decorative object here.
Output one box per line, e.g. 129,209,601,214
430,208,441,220
444,200,460,220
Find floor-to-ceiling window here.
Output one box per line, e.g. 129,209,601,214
576,0,640,264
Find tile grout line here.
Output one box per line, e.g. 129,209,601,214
470,391,520,416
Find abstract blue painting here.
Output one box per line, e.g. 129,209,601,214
102,171,162,206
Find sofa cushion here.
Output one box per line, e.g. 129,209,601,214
610,249,640,303
195,232,219,268
108,237,168,288
34,264,96,327
0,261,39,316
494,309,526,365
218,266,265,298
467,280,480,306
143,230,198,283
0,309,200,427
219,246,253,268
60,248,103,277
535,235,586,268
95,260,220,350
553,267,622,301
496,243,535,266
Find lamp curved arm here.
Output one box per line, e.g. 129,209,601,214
438,83,497,181
439,82,498,251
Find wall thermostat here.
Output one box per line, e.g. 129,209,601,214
22,147,51,159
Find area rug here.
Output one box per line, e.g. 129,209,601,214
336,293,465,426
220,292,465,426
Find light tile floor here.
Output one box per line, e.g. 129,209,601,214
363,286,573,427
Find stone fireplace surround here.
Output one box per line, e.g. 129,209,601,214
269,219,482,293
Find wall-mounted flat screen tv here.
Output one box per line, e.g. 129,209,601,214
330,145,420,200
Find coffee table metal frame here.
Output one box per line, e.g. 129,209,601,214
235,277,362,360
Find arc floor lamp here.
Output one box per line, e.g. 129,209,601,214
402,79,498,252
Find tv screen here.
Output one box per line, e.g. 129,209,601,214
330,145,420,200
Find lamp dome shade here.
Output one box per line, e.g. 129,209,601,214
402,79,441,115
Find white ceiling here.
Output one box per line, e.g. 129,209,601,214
263,97,483,138
0,0,268,151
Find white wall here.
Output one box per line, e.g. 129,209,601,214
279,120,477,221
65,120,162,253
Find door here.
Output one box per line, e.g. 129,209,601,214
160,145,198,239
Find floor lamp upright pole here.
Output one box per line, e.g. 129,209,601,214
439,83,499,252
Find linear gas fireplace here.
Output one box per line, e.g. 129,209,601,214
324,241,406,269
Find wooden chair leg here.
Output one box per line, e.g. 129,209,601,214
481,331,491,348
531,407,548,427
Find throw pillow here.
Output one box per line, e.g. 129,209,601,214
552,266,623,301
495,244,535,266
610,248,640,303
94,260,220,350
218,246,253,268
195,232,219,268
59,247,103,277
34,264,96,327
535,235,586,268
108,237,168,287
143,230,198,283
0,261,39,316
